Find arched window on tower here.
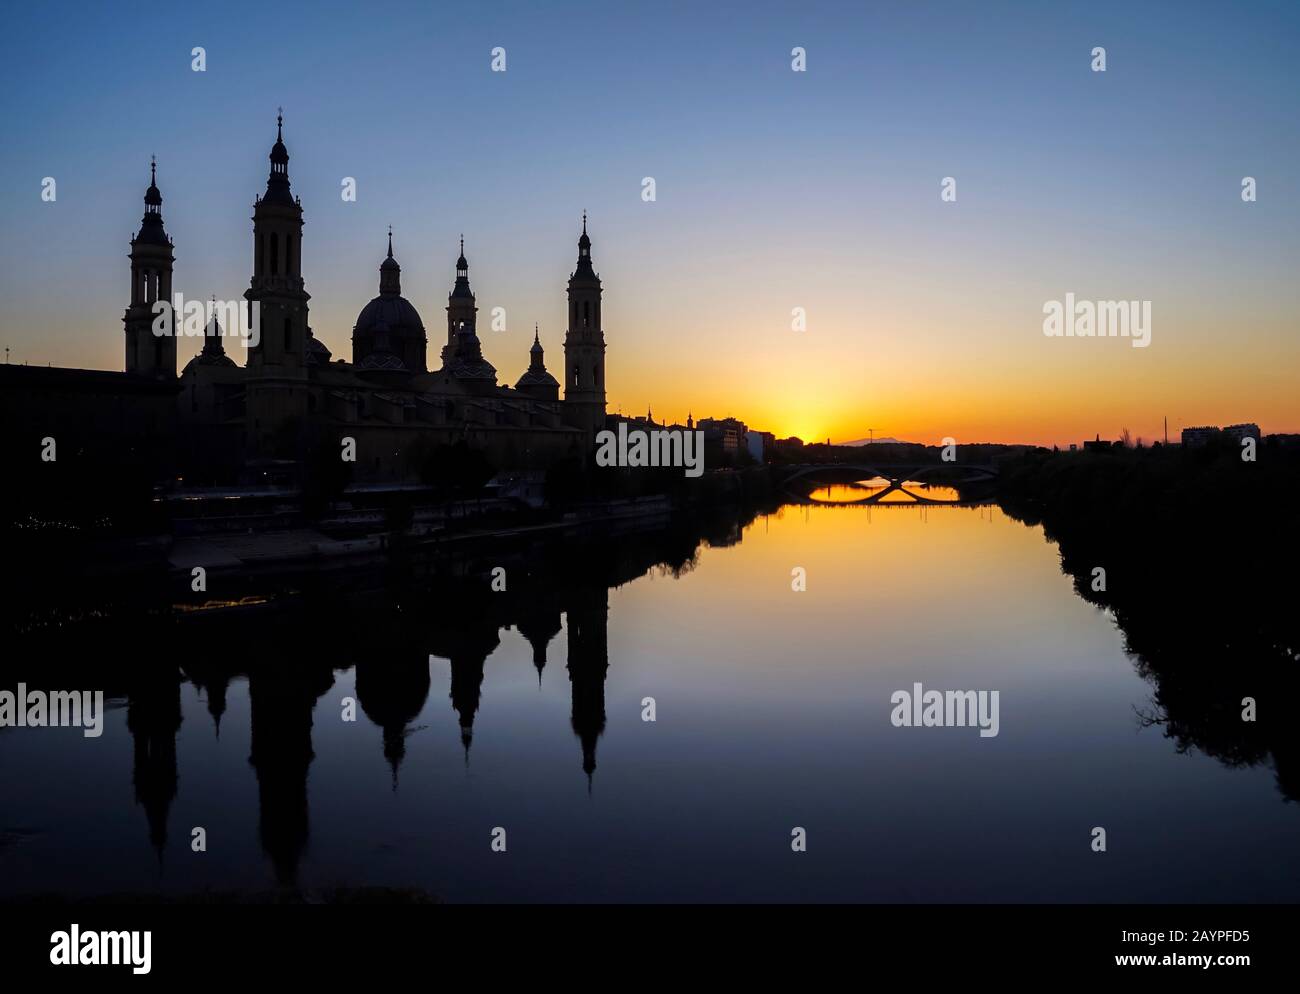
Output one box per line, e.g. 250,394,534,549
283,317,291,352
583,301,590,327
286,235,293,275
270,233,279,276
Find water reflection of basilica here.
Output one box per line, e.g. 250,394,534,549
109,511,748,885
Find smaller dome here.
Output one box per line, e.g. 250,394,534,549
305,334,332,366
515,367,558,389
183,352,236,372
447,324,497,382
186,316,236,370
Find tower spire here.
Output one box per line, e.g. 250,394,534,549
126,158,174,378
379,227,401,295
575,213,593,270
444,234,476,364
563,213,606,434
263,110,293,202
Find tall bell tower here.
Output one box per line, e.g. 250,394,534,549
244,111,311,458
443,237,477,364
563,213,606,435
124,158,176,379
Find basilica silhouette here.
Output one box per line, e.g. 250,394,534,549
2,115,610,487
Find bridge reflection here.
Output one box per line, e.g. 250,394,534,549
779,463,998,506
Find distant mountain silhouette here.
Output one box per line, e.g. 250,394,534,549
839,437,912,446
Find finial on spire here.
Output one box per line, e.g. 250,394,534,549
582,209,587,234
460,234,464,255
277,107,283,140
387,225,393,258
150,155,156,184
534,322,540,344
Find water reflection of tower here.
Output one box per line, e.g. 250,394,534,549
355,653,431,787
436,626,500,762
565,587,609,787
184,659,232,738
517,607,562,686
126,664,183,859
246,662,334,886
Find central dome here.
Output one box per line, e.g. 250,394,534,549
352,237,427,373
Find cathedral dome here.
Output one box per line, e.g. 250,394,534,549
515,325,559,393
354,295,425,344
352,234,427,373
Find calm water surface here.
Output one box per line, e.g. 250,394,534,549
3,494,1298,902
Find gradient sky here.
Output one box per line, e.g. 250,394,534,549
1,0,1297,446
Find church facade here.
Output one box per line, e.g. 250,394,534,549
5,117,610,490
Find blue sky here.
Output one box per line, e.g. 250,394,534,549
1,0,1297,443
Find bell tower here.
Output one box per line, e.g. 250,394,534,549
124,158,176,379
244,111,311,458
443,236,477,364
563,213,606,435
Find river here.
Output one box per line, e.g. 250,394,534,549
2,487,1298,902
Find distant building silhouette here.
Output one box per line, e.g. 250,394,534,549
1181,424,1260,449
